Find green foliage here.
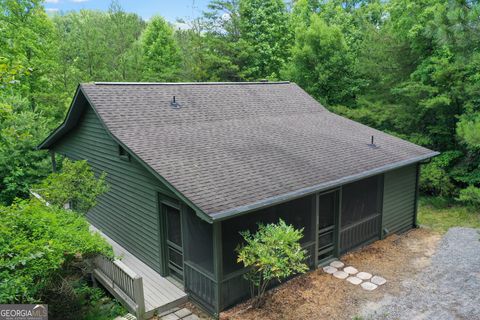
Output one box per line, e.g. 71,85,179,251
457,186,480,209
236,219,309,307
286,14,355,105
457,114,480,149
49,280,126,320
141,16,181,81
418,197,480,233
0,199,112,303
52,4,145,90
420,151,462,197
35,159,108,214
0,99,51,205
238,0,291,80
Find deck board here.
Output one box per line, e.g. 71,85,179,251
90,226,188,314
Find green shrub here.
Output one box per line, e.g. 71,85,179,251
236,219,309,307
0,199,112,303
457,114,480,149
420,151,462,197
34,159,108,214
457,185,480,208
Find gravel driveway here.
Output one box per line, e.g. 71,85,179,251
361,227,480,320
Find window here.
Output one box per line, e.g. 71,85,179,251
118,145,130,161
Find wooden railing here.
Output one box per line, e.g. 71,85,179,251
339,214,381,253
93,255,145,319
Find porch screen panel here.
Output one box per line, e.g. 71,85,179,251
341,175,381,227
184,207,214,274
340,175,382,253
222,195,314,276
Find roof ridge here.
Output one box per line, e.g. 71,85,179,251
91,81,291,86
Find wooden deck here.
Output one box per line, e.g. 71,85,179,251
91,226,188,318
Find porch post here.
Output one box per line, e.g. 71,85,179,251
213,221,222,317
133,276,145,319
336,189,342,257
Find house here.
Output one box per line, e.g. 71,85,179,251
38,82,438,316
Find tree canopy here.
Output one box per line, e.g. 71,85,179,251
1,0,480,206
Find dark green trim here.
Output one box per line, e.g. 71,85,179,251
316,188,341,264
210,155,438,222
213,222,222,316
335,189,342,257
314,193,319,267
378,174,385,239
37,86,83,150
413,163,421,228
157,193,169,276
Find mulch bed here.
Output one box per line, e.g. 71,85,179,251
220,228,440,320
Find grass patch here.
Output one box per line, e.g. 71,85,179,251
418,197,480,233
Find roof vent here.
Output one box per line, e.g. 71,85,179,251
368,135,378,148
170,96,180,109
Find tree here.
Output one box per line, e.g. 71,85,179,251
457,114,480,150
0,98,51,205
238,0,291,80
34,159,108,214
53,5,145,89
196,0,244,81
0,0,66,120
286,15,355,106
236,219,309,307
141,16,181,81
106,1,145,81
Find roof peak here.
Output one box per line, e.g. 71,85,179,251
91,81,291,86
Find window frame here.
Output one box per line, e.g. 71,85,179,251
118,145,131,161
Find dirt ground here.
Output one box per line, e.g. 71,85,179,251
220,228,441,320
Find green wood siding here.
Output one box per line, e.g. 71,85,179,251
53,105,176,273
382,164,418,235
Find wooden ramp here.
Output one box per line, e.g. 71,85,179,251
90,226,188,319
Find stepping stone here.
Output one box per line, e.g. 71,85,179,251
174,308,192,318
330,260,344,269
371,275,387,286
343,266,358,275
333,270,349,279
346,276,362,285
158,308,180,317
357,272,372,280
183,315,199,320
322,266,337,274
361,281,378,291
161,313,180,320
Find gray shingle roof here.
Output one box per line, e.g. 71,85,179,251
67,82,438,218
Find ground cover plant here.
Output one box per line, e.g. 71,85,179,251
417,197,480,233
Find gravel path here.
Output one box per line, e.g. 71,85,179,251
361,227,480,320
